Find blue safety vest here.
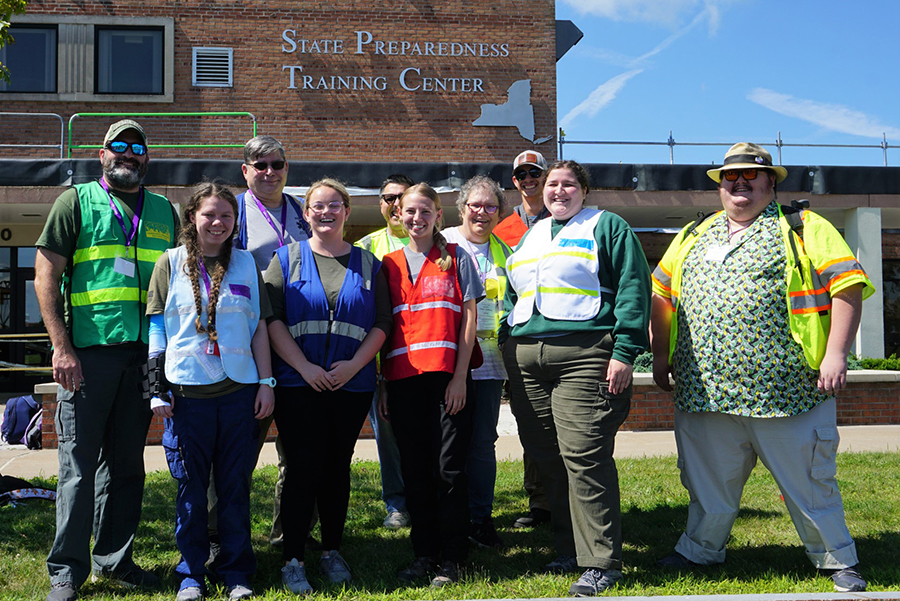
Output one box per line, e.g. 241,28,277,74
275,240,380,391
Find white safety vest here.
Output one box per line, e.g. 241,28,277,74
506,208,611,324
163,246,261,385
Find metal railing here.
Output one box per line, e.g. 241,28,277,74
0,112,64,158
558,129,895,166
67,112,258,157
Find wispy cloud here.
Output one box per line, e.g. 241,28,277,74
561,0,731,34
748,88,900,140
560,69,643,129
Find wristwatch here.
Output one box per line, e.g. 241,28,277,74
258,377,277,388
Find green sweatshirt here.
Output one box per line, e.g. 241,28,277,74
498,210,651,365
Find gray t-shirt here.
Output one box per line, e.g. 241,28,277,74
401,243,485,304
242,192,310,271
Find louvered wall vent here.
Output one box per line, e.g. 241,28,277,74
192,47,233,87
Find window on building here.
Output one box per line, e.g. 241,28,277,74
0,26,57,93
96,28,164,95
192,47,233,87
1,16,173,102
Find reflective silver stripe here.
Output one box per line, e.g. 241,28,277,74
818,259,865,288
789,292,831,313
289,320,368,342
392,301,461,314
217,345,254,357
410,301,461,312
289,321,330,337
651,265,671,289
385,340,458,359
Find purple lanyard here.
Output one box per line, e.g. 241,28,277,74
247,189,288,247
198,258,212,299
100,178,144,250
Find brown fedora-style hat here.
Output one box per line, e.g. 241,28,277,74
707,142,787,183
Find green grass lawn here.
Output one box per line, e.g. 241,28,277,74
2,453,899,599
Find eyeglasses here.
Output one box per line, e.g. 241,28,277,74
723,168,761,182
249,160,286,172
106,141,147,156
307,201,346,214
514,167,544,181
466,203,499,215
380,193,403,203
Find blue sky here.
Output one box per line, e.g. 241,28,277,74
554,0,900,167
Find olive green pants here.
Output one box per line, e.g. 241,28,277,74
504,331,631,570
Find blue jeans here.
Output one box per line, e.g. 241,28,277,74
165,386,259,588
368,390,406,514
466,379,503,522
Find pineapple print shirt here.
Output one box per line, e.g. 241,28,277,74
672,202,828,417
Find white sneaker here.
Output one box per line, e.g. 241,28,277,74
281,559,313,595
383,510,410,529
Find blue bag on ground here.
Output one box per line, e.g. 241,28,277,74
1,395,39,445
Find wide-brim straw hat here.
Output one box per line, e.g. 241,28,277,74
707,142,787,183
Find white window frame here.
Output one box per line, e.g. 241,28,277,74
1,15,174,103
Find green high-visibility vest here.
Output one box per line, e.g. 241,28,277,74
69,181,176,348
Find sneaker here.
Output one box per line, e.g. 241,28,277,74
544,555,579,574
469,518,504,549
383,510,411,529
227,584,253,600
281,559,313,595
831,565,867,592
91,566,160,588
47,582,77,601
430,561,460,588
319,550,352,584
568,568,623,596
176,586,205,601
513,508,551,529
397,556,439,582
657,552,697,569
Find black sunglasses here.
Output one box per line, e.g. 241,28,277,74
514,167,544,181
380,193,403,203
106,141,147,156
249,160,286,171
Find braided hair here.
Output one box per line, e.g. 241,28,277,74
181,182,239,342
400,183,452,272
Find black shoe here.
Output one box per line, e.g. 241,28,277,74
397,556,439,582
47,582,77,601
430,561,460,588
469,518,504,549
512,508,551,529
830,565,867,592
656,552,697,569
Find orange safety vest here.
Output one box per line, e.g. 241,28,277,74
493,212,528,248
382,244,464,380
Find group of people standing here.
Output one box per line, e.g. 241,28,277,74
35,118,873,601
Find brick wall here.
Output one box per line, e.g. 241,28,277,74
37,374,900,449
3,1,557,162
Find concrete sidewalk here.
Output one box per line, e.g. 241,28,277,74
3,404,900,480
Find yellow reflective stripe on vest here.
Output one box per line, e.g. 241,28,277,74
289,320,368,342
543,250,597,262
507,257,538,272
536,286,599,297
73,245,166,264
70,287,145,306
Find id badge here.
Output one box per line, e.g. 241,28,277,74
703,244,731,263
113,255,136,277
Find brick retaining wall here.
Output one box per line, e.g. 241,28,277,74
35,372,900,449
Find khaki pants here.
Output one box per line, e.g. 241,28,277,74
673,398,859,569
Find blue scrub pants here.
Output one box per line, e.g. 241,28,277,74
164,386,259,588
